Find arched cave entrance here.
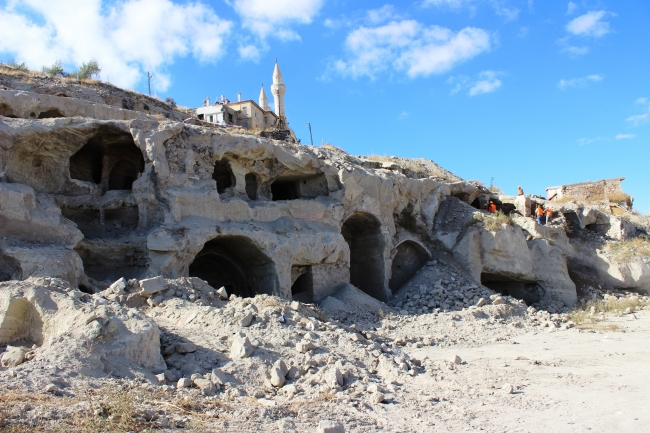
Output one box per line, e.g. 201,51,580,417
341,212,386,301
389,241,430,293
188,236,278,298
291,265,313,303
481,272,544,305
245,173,258,200
212,159,235,193
271,173,328,201
69,125,144,192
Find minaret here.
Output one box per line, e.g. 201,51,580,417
270,61,286,119
259,85,270,111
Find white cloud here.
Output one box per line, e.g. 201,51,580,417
566,11,615,38
635,97,649,105
423,0,519,21
566,2,578,15
561,45,589,56
447,70,502,96
578,137,604,146
616,133,636,140
367,5,399,25
557,74,602,90
333,20,491,79
398,111,409,120
469,70,502,96
626,113,649,127
0,0,231,91
229,0,323,40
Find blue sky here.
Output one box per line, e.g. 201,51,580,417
1,0,649,212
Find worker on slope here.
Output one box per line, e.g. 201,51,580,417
535,204,544,225
488,201,497,213
518,185,524,196
545,206,553,225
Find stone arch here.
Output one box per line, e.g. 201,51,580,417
389,240,431,293
188,236,278,298
341,212,386,301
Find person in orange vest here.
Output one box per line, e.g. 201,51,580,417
518,186,524,196
535,204,544,225
545,206,553,225
488,200,497,213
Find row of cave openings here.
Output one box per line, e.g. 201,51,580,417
187,212,431,303
213,159,329,202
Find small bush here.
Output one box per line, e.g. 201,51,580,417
321,142,347,153
569,296,649,330
73,60,101,80
6,59,29,72
42,60,65,77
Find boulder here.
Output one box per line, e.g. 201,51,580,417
1,346,29,367
230,332,255,359
139,276,167,296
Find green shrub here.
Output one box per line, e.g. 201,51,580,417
73,60,101,80
42,60,65,77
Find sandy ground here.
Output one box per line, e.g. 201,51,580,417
386,311,650,433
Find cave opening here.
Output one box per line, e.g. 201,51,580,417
37,109,64,119
341,212,386,301
291,265,313,303
69,125,144,192
389,241,430,293
188,236,278,298
481,272,544,305
212,159,235,193
271,173,328,201
245,173,258,200
75,239,149,284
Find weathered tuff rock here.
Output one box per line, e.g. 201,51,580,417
0,278,165,377
1,74,649,311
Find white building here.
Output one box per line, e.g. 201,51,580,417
195,62,287,130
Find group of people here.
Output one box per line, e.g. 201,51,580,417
536,204,553,225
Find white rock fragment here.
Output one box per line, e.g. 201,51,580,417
1,346,29,367
231,332,255,359
502,383,514,394
492,296,506,305
325,367,344,388
216,286,228,299
476,297,487,307
296,340,318,353
239,311,254,327
109,277,127,295
210,368,229,385
372,392,386,403
193,378,216,396
450,355,462,365
317,420,345,433
177,378,192,389
139,276,167,296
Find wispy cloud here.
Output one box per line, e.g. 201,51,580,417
366,5,401,25
447,70,503,96
557,74,602,90
578,137,605,146
229,0,324,60
626,113,649,127
636,97,649,105
331,20,492,79
616,133,636,140
422,0,520,21
398,111,410,120
566,11,615,38
566,2,578,15
469,70,502,96
561,45,589,56
0,0,232,91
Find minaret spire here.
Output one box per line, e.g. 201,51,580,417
271,61,286,121
259,84,269,111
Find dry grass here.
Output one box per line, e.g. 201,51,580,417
321,143,347,154
365,155,442,177
606,237,650,261
568,296,649,330
471,211,513,231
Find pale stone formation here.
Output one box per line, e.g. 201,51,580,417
1,77,649,309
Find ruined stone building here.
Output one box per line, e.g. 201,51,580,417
194,62,284,130
546,177,626,202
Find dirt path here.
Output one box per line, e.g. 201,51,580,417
383,311,650,432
